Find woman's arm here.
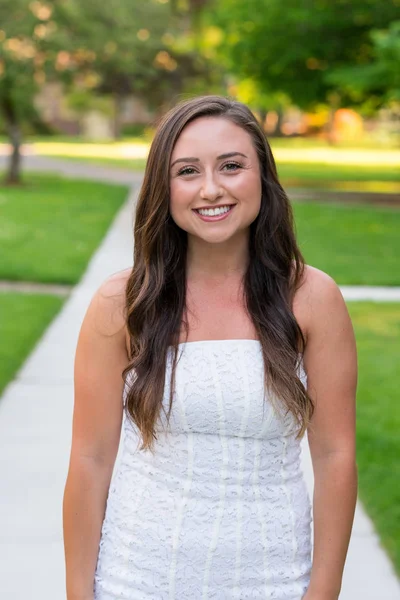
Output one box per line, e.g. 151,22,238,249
301,268,358,600
63,272,130,600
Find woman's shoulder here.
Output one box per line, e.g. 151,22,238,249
293,264,345,343
98,267,132,298
297,263,339,295
85,267,132,351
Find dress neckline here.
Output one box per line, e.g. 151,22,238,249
169,339,305,365
171,339,261,349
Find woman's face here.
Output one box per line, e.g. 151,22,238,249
169,116,262,245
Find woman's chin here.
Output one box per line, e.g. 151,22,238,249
187,229,241,246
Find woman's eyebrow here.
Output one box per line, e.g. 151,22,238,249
170,151,248,169
170,157,199,168
217,152,248,160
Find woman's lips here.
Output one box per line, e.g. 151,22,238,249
192,204,236,222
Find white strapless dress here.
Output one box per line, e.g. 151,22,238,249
94,339,312,599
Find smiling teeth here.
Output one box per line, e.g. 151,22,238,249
197,205,232,216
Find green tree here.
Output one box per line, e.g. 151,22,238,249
327,20,400,106
199,0,400,118
65,1,212,131
0,0,44,183
0,0,212,184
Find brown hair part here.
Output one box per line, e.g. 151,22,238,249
123,95,313,452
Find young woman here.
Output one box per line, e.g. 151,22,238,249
63,95,358,600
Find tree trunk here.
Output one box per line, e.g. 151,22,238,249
272,109,284,137
258,108,268,131
6,122,22,185
325,92,340,146
325,108,337,146
1,96,23,185
113,93,123,140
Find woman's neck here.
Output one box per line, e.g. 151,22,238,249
186,233,250,282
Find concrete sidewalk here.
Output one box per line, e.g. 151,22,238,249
1,179,400,598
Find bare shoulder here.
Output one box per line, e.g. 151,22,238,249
85,267,132,341
293,264,347,343
296,263,342,303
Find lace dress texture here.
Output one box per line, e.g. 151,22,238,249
94,339,312,599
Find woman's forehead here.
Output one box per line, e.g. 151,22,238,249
172,116,255,158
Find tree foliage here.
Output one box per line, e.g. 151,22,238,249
327,20,400,107
199,0,400,110
0,0,212,182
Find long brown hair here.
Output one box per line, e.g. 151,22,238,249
123,95,313,452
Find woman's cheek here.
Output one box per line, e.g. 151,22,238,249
170,180,196,208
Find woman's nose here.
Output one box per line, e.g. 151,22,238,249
200,172,223,200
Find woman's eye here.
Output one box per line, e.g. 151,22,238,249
222,162,242,171
177,166,197,176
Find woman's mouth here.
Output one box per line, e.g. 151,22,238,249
192,204,236,222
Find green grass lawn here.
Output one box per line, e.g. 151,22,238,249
348,302,400,575
294,202,400,286
0,293,65,395
277,162,400,183
0,174,129,284
280,161,400,194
